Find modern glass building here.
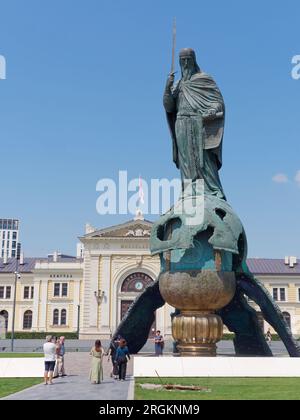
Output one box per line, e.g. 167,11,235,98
0,219,19,258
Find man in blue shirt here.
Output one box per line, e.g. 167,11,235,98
115,339,130,381
154,331,164,356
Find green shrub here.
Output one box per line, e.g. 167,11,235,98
222,334,234,340
222,333,282,341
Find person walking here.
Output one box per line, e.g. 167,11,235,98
56,336,66,377
43,335,56,385
53,337,61,378
154,331,164,356
107,338,119,380
115,339,130,381
89,340,105,384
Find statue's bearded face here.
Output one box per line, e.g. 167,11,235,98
180,56,195,81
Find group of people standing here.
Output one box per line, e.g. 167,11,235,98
44,331,164,386
89,337,130,384
43,335,66,385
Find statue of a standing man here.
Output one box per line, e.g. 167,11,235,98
164,48,226,200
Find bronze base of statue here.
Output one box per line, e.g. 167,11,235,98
159,270,236,357
173,312,223,357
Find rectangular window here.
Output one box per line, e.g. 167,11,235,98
0,286,4,299
273,288,286,302
12,232,17,240
273,288,278,301
280,288,286,302
54,283,60,297
62,283,68,297
24,286,30,299
6,286,11,299
31,286,34,299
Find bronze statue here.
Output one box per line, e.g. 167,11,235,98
112,47,300,358
164,48,225,199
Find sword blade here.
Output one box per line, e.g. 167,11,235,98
171,17,176,75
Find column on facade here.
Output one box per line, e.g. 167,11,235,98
99,255,111,336
32,280,41,331
164,303,173,336
39,280,48,331
72,280,81,330
88,255,100,328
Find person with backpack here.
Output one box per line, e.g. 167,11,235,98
107,336,120,380
115,338,130,381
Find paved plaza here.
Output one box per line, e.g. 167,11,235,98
0,339,290,357
2,353,134,400
0,340,291,400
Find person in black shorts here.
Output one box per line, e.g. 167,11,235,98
43,335,56,385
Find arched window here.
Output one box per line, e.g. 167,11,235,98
53,309,59,326
0,310,8,330
121,272,153,293
283,312,291,329
23,310,32,330
61,309,67,326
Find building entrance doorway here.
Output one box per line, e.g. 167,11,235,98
119,272,156,338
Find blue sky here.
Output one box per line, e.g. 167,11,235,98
0,0,299,258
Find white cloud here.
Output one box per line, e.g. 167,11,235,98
295,170,300,186
272,173,289,184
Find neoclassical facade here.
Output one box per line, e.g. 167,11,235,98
0,255,83,335
0,216,300,339
78,216,172,339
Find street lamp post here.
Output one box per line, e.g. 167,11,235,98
11,243,21,352
77,305,80,339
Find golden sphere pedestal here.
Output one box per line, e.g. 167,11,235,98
159,270,236,357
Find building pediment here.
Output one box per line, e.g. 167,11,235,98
81,219,153,240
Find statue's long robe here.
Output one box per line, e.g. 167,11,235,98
164,72,226,199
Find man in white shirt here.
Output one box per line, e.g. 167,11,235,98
43,335,56,385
